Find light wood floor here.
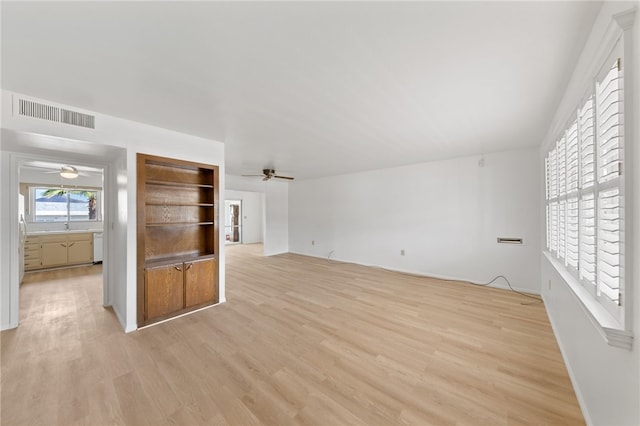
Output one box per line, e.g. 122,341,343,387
1,244,584,425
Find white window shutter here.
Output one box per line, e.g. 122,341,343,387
543,32,630,340
597,187,621,304
557,137,566,198
558,201,566,261
597,60,622,185
546,205,550,250
566,120,579,195
545,157,550,201
566,197,579,269
595,58,623,309
579,96,595,189
579,193,596,285
578,96,596,288
550,202,558,253
549,148,558,199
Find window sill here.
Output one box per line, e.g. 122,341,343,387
543,251,633,350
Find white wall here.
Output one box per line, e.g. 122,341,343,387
289,147,540,293
1,91,226,332
539,3,639,425
226,175,289,256
225,190,264,244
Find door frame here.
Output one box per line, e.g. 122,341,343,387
4,148,118,330
225,199,242,245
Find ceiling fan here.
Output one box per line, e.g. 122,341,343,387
43,165,85,179
242,168,294,181
23,161,102,179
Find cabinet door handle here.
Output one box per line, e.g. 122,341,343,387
174,266,182,271
68,242,75,247
60,243,66,248
185,263,193,271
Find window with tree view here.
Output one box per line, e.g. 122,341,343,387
33,187,99,222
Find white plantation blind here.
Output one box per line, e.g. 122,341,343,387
545,51,625,322
557,137,566,199
598,188,621,304
550,202,558,253
558,200,566,261
545,157,550,201
566,197,579,269
597,60,623,184
545,158,551,249
549,148,558,199
566,121,579,195
579,193,596,284
578,95,597,289
546,205,550,250
595,58,623,309
579,97,595,189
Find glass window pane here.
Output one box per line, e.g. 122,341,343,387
33,187,100,222
69,190,97,221
34,188,68,222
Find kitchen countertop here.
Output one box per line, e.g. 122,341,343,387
28,229,104,236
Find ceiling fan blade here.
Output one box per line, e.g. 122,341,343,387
241,174,266,177
274,175,294,180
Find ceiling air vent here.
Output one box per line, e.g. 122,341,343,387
16,97,95,129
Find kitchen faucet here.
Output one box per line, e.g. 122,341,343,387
65,222,69,230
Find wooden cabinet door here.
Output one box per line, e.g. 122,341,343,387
184,258,216,308
41,241,68,267
68,239,93,264
145,264,184,320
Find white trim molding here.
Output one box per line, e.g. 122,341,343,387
544,251,633,349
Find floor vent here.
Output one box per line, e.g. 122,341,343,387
17,97,95,129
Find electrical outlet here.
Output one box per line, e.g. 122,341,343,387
400,249,405,256
311,240,315,245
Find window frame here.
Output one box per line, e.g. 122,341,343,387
31,186,102,223
543,20,634,350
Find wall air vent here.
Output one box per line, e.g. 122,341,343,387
16,97,95,129
61,108,95,129
18,98,60,122
497,237,523,244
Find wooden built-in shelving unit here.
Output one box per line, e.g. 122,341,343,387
137,153,219,326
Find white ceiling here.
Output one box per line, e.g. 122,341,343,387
1,1,601,180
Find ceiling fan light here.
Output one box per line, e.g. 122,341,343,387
60,166,79,179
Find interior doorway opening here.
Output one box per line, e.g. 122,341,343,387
1,128,126,331
224,200,242,245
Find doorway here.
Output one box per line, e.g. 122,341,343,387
18,157,106,323
1,128,126,331
225,200,242,245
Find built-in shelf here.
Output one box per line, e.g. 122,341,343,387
144,253,216,269
137,153,219,327
146,179,214,189
145,202,214,207
146,222,214,227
